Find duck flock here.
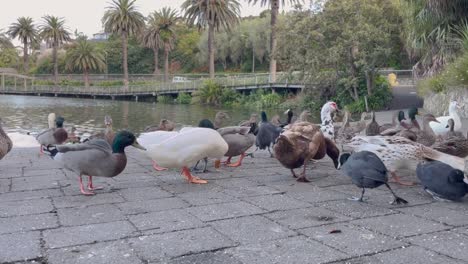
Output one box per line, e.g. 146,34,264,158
0,100,467,205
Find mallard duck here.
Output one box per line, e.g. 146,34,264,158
297,110,312,122
365,112,380,136
45,131,145,195
144,119,175,132
274,122,340,182
239,113,258,127
336,111,368,141
86,115,115,144
218,126,255,167
320,101,339,140
432,132,468,158
280,109,294,128
143,128,228,184
66,127,81,144
36,116,68,154
256,111,282,157
0,118,13,160
405,107,420,131
379,111,407,133
430,100,463,136
270,114,281,126
445,118,465,138
338,151,408,204
198,111,229,130
415,114,439,146
344,135,468,186
417,160,468,201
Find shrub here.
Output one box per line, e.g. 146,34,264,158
157,95,174,104
192,80,223,105
176,92,192,104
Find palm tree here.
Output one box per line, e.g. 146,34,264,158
102,0,145,89
402,0,468,76
0,30,14,50
40,15,71,85
141,12,162,75
7,17,37,73
246,0,302,82
182,0,241,79
157,7,179,82
66,38,106,88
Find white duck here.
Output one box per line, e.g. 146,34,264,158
320,101,339,140
140,127,228,184
429,100,463,136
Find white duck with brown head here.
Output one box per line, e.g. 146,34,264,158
320,101,339,140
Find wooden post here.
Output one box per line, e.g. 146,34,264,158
364,96,369,112
1,73,4,90
14,76,17,89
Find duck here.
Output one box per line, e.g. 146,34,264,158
320,101,339,140
239,113,258,127
48,113,57,128
379,111,407,133
0,118,13,160
256,111,282,157
365,111,380,136
445,118,465,138
270,114,281,126
36,115,68,154
405,107,420,131
297,110,312,122
415,114,439,146
45,131,145,195
338,151,408,204
218,125,255,167
66,127,81,144
432,131,468,158
274,121,340,182
280,109,294,128
198,111,229,130
430,100,463,136
416,160,468,201
86,115,115,144
143,127,228,184
344,135,468,186
144,119,175,132
336,111,368,142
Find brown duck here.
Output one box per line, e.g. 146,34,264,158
0,119,13,160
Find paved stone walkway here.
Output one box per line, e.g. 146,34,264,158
1,143,468,264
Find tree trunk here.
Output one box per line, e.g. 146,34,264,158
23,38,29,73
83,68,90,88
252,47,255,73
269,0,279,83
53,41,58,86
164,44,169,83
208,22,215,79
365,70,374,96
153,47,160,75
122,30,129,90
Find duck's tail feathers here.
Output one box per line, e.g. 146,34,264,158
422,146,465,171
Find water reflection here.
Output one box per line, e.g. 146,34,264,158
0,95,321,137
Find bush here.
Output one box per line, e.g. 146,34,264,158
192,80,223,105
345,75,392,113
176,92,192,104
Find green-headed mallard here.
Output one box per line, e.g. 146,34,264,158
46,131,145,195
0,118,13,160
36,115,68,154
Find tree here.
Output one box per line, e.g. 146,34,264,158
401,0,468,76
7,17,37,73
157,7,179,82
65,38,106,87
246,0,302,82
102,0,145,89
141,11,162,75
182,0,241,78
40,15,71,85
0,30,14,50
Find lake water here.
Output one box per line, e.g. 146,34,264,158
0,95,318,138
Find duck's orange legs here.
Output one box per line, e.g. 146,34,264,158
181,167,208,184
389,172,415,186
87,176,103,191
227,153,246,167
79,175,94,195
152,161,168,171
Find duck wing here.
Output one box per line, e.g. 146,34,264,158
217,126,250,136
